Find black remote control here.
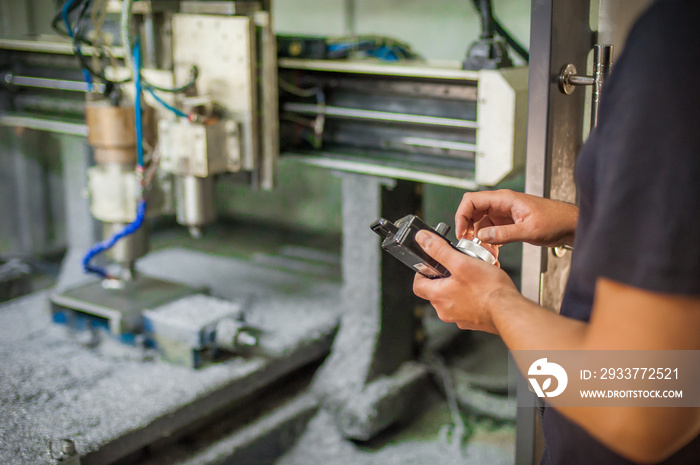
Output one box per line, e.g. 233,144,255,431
371,214,497,279
371,214,453,279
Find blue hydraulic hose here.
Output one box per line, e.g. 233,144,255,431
134,41,144,167
81,41,148,279
145,87,188,118
62,0,92,87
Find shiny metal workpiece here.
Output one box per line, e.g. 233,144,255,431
455,237,497,265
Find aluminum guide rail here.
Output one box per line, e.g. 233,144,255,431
2,73,107,93
283,102,479,129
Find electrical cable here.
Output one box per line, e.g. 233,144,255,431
52,0,130,87
492,19,529,62
143,67,199,93
279,78,326,148
478,0,495,39
141,144,161,187
51,11,70,37
119,0,198,93
89,0,101,70
88,0,120,76
308,88,325,149
61,0,79,39
469,0,529,62
145,87,188,118
74,0,94,87
326,36,419,61
75,0,91,36
74,0,131,86
278,77,321,98
60,0,92,87
74,49,131,86
54,0,193,89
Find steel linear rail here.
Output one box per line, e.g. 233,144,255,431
0,113,88,136
283,102,478,129
2,72,106,93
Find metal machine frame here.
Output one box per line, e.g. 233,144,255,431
278,58,528,189
517,1,592,462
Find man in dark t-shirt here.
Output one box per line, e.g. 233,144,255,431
412,0,700,463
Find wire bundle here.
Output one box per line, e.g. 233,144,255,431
52,0,130,87
326,36,420,62
52,0,198,94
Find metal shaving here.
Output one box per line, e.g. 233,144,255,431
0,248,340,464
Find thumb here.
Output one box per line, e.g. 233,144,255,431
477,224,523,245
415,230,465,272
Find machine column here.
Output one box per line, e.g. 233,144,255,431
313,173,429,441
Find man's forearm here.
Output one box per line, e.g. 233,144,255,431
487,287,700,463
488,288,587,351
553,200,579,248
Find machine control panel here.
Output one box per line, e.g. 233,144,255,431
371,214,496,279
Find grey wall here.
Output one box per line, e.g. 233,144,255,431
0,128,67,256
0,0,56,36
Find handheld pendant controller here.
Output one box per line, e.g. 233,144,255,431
371,214,497,279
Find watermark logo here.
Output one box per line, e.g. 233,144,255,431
513,350,698,407
528,358,568,398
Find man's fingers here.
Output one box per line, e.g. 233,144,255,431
413,272,446,301
456,208,486,239
415,230,467,272
413,273,431,300
455,191,495,238
477,224,525,245
455,190,517,239
455,217,473,241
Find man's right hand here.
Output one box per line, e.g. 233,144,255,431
455,189,578,248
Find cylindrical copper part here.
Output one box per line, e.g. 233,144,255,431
85,103,137,149
93,147,138,164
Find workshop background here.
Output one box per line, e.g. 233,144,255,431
0,0,554,464
0,0,529,253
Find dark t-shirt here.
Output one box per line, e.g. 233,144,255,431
542,0,700,463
